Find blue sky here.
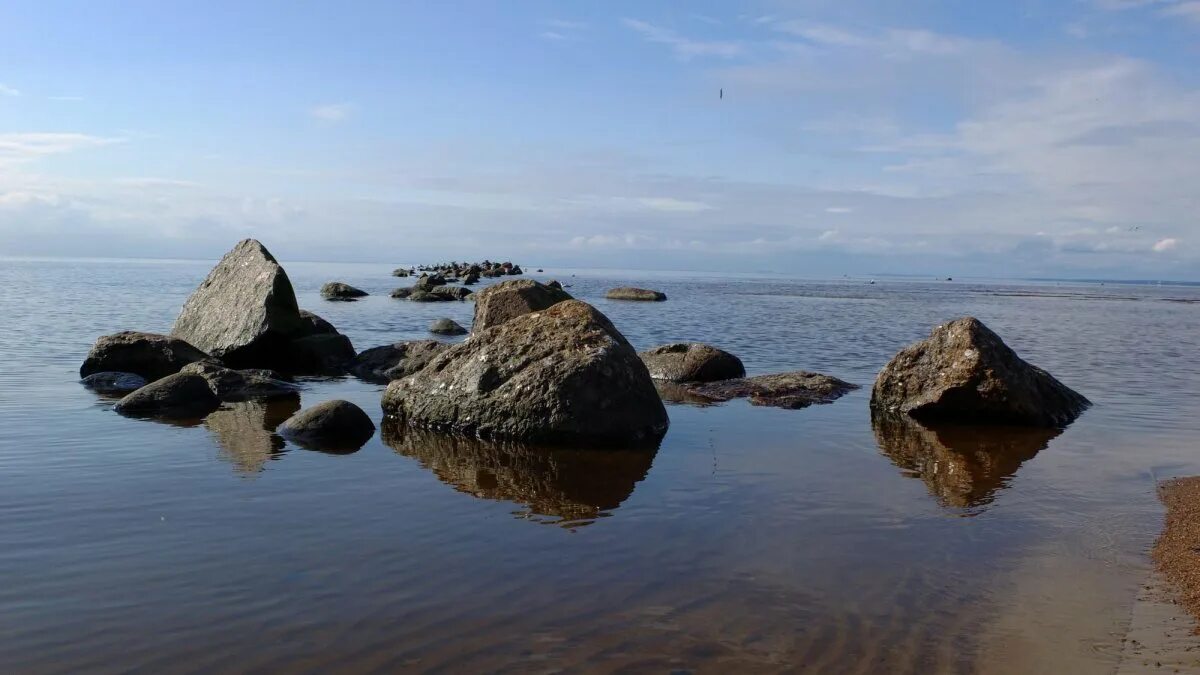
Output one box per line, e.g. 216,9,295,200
1,0,1198,278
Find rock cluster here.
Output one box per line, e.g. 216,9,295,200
413,260,526,280
606,287,667,301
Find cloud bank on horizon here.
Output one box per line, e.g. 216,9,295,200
0,0,1197,278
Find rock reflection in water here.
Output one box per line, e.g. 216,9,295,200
382,421,657,527
204,394,301,475
872,412,1060,511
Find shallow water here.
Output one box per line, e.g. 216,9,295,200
2,257,1200,674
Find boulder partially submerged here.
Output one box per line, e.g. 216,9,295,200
81,371,148,395
382,300,668,445
471,279,572,332
179,362,299,401
686,371,858,409
870,317,1090,427
429,318,467,336
320,282,368,301
278,400,376,453
350,340,448,383
114,372,220,418
606,287,666,301
169,240,354,372
639,343,745,383
80,331,212,380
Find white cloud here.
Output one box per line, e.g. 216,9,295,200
773,21,973,57
637,197,713,212
623,18,741,60
48,95,84,102
1154,237,1179,251
825,206,853,213
1161,1,1200,21
310,102,353,122
0,83,20,97
0,133,122,164
540,31,568,41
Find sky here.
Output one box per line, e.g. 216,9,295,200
1,0,1198,278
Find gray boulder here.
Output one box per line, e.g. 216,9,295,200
382,300,669,446
170,239,307,367
392,268,411,277
285,333,356,373
390,287,413,299
320,281,368,301
870,317,1090,427
639,343,745,383
686,371,858,409
414,274,447,291
429,318,467,336
81,371,148,395
435,286,472,301
179,362,299,401
471,279,572,333
350,340,448,383
278,400,376,453
80,331,212,380
606,287,666,301
114,373,220,418
298,309,337,335
408,289,449,303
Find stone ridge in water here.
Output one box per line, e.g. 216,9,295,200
686,371,858,409
605,287,667,301
383,300,668,446
170,239,305,366
870,317,1090,427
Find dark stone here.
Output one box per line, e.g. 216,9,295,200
870,317,1090,427
382,300,669,445
463,272,479,285
179,362,299,401
390,287,414,299
435,286,472,301
171,239,307,367
285,333,356,373
80,331,212,380
872,411,1058,509
409,289,452,303
392,268,411,277
350,340,448,383
546,280,563,290
606,287,667,301
471,279,573,332
686,371,858,409
320,281,368,301
382,421,657,527
278,400,376,453
81,371,148,395
414,274,447,291
639,343,745,383
114,372,220,418
429,318,467,336
298,309,337,335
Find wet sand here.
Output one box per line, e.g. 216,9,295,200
1155,478,1200,631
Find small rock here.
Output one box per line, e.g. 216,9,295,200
606,287,667,301
320,281,368,301
687,371,858,409
179,362,299,401
81,371,148,395
429,318,467,336
114,373,220,418
298,309,338,335
391,287,414,299
278,400,376,453
80,331,212,381
392,268,411,277
350,340,449,383
639,343,745,383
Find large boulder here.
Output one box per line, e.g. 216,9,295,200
471,279,573,333
870,317,1090,427
687,371,858,409
350,340,448,383
80,331,212,380
114,372,220,418
639,343,745,383
320,281,368,301
171,239,307,367
382,300,669,445
278,400,376,453
606,287,666,301
429,318,467,336
179,362,299,401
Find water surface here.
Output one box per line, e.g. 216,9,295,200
2,258,1199,673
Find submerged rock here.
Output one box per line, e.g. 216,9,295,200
320,281,368,301
429,318,467,336
639,343,745,383
870,317,1090,427
179,362,299,401
114,373,220,418
390,287,413,299
278,400,376,453
81,371,148,395
686,371,858,409
471,279,573,332
350,340,448,383
382,421,657,527
170,239,307,366
382,300,668,445
606,287,666,301
80,331,212,381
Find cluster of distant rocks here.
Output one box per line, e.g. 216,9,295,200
396,260,528,283
80,238,1091,455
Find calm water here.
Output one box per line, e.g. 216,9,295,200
3,257,1200,674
